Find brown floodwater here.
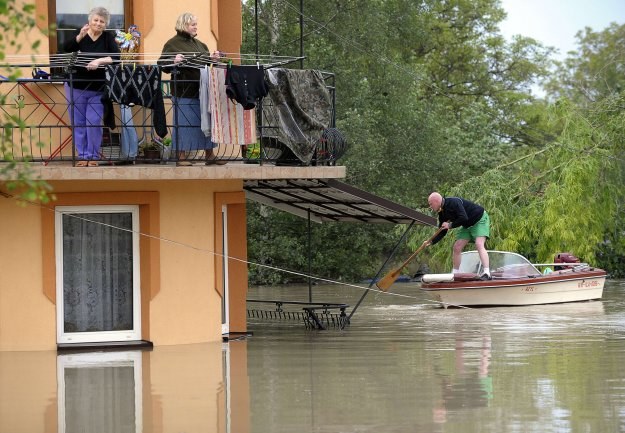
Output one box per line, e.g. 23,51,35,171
2,280,625,433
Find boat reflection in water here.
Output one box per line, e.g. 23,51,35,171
421,250,606,308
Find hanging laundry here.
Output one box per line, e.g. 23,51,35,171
199,66,211,137
104,64,168,138
263,68,332,165
225,64,268,110
208,67,257,145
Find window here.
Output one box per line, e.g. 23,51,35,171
50,0,130,54
57,351,143,433
55,205,141,344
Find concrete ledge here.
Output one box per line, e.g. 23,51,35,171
27,162,346,181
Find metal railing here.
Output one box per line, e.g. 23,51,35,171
246,299,350,330
0,70,341,167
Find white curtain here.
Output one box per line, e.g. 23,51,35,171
64,365,136,433
62,212,133,333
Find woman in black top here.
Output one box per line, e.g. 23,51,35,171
63,6,119,166
158,12,223,166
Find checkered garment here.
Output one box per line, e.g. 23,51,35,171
104,64,168,138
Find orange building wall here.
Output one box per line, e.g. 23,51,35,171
0,197,56,351
1,178,247,351
2,0,247,352
140,0,221,59
215,0,243,55
215,192,248,333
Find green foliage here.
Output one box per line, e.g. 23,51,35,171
242,0,555,283
596,230,625,278
545,23,625,105
247,202,402,284
416,94,625,272
0,0,53,203
242,0,624,281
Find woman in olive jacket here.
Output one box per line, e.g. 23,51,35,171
158,12,219,165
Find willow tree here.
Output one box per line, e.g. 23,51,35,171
413,93,625,274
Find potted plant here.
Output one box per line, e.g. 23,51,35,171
139,140,162,163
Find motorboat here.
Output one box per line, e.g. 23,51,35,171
420,251,606,308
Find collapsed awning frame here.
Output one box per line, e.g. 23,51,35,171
243,178,438,322
244,178,437,225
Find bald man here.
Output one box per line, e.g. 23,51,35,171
423,192,491,279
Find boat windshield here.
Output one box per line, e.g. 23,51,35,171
459,251,542,278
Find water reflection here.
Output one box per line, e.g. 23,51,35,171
0,343,236,433
245,280,625,433
58,352,141,433
1,281,625,433
432,333,492,424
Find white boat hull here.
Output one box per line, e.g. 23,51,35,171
421,273,606,308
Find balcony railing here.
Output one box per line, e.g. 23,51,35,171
0,69,343,167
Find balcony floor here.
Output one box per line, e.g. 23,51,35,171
26,160,346,181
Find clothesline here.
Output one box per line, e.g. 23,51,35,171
2,52,305,70
3,51,301,59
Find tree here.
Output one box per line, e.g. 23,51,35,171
242,0,554,282
244,0,554,195
0,0,53,203
413,94,625,275
545,23,625,106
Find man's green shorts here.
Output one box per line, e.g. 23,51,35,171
456,211,490,242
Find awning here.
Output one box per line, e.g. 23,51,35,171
243,178,437,225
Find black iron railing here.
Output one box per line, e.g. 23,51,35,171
0,70,342,167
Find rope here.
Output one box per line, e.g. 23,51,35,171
1,191,601,324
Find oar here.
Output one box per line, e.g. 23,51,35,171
376,226,447,292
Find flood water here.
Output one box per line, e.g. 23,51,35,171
2,280,625,433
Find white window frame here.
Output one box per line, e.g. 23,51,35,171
221,204,230,335
55,205,141,344
57,351,143,433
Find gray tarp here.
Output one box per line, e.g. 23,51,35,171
263,68,332,165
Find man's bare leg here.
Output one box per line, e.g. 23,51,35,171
475,236,490,276
452,239,469,272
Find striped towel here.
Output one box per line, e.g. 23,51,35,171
209,66,257,145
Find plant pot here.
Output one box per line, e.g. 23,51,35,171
140,149,161,163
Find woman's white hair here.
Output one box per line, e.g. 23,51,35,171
88,6,111,26
175,12,197,33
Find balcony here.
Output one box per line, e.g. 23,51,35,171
0,67,344,173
